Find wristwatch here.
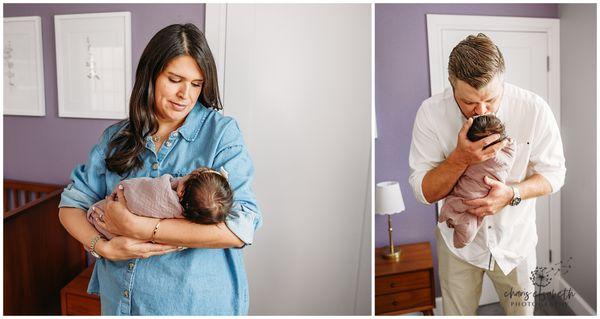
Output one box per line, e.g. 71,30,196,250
510,186,522,206
89,234,104,259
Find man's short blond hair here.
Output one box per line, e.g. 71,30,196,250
448,33,505,89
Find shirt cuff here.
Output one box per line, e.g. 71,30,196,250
58,183,96,211
535,170,566,194
225,203,261,246
409,171,432,205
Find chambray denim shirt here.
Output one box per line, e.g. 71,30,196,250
59,103,262,315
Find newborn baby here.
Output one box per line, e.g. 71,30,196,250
439,114,516,248
88,167,233,239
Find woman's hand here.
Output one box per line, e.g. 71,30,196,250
96,185,140,237
95,236,179,261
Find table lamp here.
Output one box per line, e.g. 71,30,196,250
375,181,405,260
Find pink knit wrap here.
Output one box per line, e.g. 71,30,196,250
87,174,184,239
439,138,516,248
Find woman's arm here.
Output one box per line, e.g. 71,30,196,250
134,216,244,248
59,207,179,260
97,187,244,248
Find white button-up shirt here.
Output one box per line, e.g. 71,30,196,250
409,83,566,275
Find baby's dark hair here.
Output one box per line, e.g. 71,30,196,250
467,114,506,144
180,168,233,224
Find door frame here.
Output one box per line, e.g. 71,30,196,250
427,13,562,296
205,4,228,107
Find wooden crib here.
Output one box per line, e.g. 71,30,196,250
4,179,87,315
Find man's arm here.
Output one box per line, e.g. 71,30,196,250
421,118,507,203
464,174,552,217
465,97,565,216
514,174,553,200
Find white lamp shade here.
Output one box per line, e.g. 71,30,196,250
375,181,405,215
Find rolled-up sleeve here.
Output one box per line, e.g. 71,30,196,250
408,103,444,205
529,98,566,193
213,119,262,246
59,143,108,211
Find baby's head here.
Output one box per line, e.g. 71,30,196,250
467,114,506,144
178,167,233,225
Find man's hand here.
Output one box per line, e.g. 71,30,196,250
449,117,507,167
464,176,514,217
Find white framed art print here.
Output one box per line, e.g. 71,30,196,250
3,16,46,116
55,12,131,119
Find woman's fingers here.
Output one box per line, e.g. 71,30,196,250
116,185,127,205
137,242,178,253
137,243,179,258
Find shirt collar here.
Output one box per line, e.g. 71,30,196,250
177,101,209,142
168,102,209,142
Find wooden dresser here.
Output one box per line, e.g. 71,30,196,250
60,265,101,315
375,242,435,315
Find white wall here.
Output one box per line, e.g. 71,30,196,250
206,4,372,315
559,3,597,311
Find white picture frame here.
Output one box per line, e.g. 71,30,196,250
54,12,131,119
3,16,46,116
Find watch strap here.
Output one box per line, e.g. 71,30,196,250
510,186,521,206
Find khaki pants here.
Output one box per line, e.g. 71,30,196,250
436,228,536,315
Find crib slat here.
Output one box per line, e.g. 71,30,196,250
4,188,9,212
8,189,17,210
19,190,26,208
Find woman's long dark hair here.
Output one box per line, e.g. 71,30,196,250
106,23,221,176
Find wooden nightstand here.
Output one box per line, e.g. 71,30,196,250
375,242,435,315
60,265,101,315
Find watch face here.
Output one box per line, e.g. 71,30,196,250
512,197,522,206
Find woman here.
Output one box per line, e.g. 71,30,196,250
58,24,262,315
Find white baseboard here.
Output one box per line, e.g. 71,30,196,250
433,297,443,316
558,276,596,316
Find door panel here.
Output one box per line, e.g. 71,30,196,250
215,4,372,315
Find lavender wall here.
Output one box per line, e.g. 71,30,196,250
3,4,205,185
375,3,558,297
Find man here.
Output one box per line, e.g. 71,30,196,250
408,33,565,315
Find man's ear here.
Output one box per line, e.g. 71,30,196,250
448,76,455,88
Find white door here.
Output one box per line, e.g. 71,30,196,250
206,4,372,315
427,14,561,306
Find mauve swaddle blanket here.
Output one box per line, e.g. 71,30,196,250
439,138,516,248
87,174,184,239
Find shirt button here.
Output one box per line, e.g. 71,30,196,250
123,290,129,298
165,141,172,147
488,226,492,229
152,162,159,170
128,262,134,270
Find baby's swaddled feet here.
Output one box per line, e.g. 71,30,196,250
440,197,482,248
450,218,479,248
